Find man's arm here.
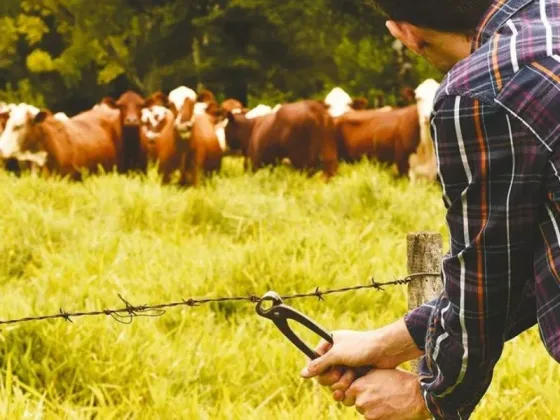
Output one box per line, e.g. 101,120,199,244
417,95,546,419
404,285,536,351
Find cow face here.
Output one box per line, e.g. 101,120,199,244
168,86,197,114
104,91,146,127
175,98,196,140
0,104,49,164
224,111,252,151
141,106,172,143
324,87,353,117
415,79,440,125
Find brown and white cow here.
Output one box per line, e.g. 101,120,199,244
221,98,245,114
225,100,338,179
175,98,223,186
100,91,147,173
408,79,440,183
0,104,121,179
168,86,197,114
324,87,369,118
140,96,223,186
336,105,420,176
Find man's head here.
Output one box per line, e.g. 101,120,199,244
368,0,493,71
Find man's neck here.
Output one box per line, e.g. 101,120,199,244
423,29,474,70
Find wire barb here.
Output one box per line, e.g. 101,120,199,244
0,272,440,326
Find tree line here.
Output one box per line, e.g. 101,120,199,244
0,0,440,115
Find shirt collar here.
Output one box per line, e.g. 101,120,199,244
472,0,533,51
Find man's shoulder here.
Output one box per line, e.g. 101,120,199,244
435,25,560,149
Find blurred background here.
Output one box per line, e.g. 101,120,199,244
0,0,440,114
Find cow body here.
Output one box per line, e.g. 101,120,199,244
228,101,338,178
0,106,121,179
101,91,147,173
142,98,223,186
336,105,420,176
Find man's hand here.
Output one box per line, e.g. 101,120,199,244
342,369,430,420
300,319,423,381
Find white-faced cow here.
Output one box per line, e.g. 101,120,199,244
408,79,440,183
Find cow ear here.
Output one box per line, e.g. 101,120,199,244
34,110,50,124
101,97,118,108
227,111,236,122
215,107,227,120
351,97,368,110
152,91,170,107
144,98,154,109
205,102,220,118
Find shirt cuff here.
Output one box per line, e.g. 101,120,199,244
404,300,437,351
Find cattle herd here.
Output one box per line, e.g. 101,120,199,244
0,80,440,186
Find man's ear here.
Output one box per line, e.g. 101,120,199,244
386,21,424,55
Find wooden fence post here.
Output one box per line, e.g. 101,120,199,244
407,232,443,373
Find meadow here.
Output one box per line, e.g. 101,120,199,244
0,159,557,419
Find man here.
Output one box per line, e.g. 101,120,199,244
301,0,560,419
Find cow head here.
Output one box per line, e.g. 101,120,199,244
175,98,196,140
197,89,217,105
224,111,256,152
415,79,440,125
141,105,172,143
168,86,197,113
221,98,244,115
103,91,146,127
0,104,49,165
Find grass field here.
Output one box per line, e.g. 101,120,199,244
0,158,558,419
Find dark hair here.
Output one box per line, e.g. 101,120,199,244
367,0,493,33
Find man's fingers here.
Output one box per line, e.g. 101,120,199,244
330,368,356,392
332,389,344,402
314,339,333,357
341,392,356,407
301,351,336,378
317,366,343,386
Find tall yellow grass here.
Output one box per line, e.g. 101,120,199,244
0,159,557,419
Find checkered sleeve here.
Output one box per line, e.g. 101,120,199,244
415,95,547,419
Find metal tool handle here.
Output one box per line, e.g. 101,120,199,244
256,291,374,378
256,291,333,360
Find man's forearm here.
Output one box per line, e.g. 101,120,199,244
371,318,424,368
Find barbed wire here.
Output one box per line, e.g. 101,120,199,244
0,272,440,326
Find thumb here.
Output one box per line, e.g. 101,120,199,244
300,351,336,378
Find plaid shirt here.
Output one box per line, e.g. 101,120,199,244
404,0,560,418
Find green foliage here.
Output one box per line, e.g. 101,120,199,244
0,16,18,69
0,0,442,114
0,80,46,107
26,49,54,73
0,160,557,418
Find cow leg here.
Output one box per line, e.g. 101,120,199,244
396,158,410,177
320,133,339,180
4,158,21,176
